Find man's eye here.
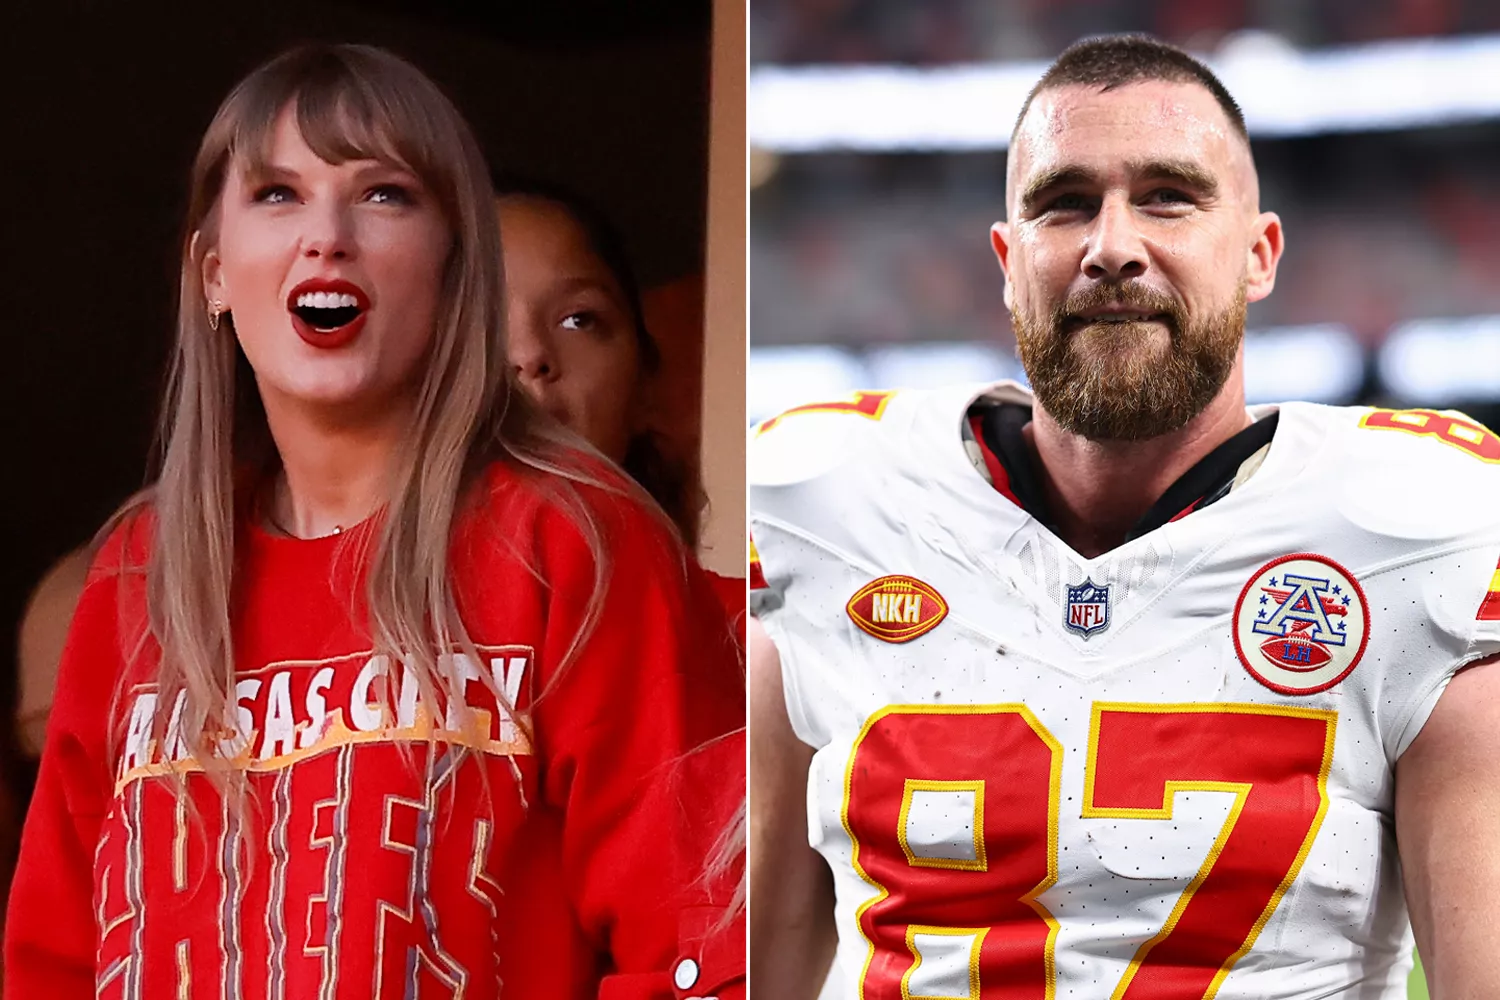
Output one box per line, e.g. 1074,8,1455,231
560,312,595,331
1148,188,1193,205
1045,193,1092,212
367,184,413,205
253,184,295,204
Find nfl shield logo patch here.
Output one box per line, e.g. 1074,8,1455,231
1064,578,1111,638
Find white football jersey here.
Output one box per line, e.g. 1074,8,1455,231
750,382,1500,1000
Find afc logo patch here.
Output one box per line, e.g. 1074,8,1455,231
1233,553,1370,695
1064,578,1111,638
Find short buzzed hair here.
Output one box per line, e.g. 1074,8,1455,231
1013,34,1247,144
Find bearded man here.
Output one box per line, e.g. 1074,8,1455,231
749,33,1500,1000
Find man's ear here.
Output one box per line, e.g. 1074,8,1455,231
991,222,1015,312
1245,212,1283,304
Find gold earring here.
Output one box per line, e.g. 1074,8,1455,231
208,300,225,330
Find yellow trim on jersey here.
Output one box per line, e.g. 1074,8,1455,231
756,389,896,436
1358,407,1500,464
841,704,1061,1000
1081,702,1338,1000
897,779,988,872
901,924,988,1000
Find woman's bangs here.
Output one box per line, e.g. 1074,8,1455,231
227,66,453,213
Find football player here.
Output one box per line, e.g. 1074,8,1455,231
750,34,1500,999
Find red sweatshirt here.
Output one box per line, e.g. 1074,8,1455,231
706,572,747,650
5,462,745,999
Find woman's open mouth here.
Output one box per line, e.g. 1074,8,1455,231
286,278,371,349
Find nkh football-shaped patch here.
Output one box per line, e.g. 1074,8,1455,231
1233,553,1370,695
847,575,949,643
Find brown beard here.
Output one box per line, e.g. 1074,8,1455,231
1012,279,1246,441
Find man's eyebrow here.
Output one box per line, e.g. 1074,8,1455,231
1131,158,1220,198
1018,166,1100,214
1018,159,1222,213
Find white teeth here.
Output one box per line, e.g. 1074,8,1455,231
295,291,360,309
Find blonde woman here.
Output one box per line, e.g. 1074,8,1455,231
4,44,743,999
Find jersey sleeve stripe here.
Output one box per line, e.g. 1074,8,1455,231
1476,559,1500,621
749,537,768,591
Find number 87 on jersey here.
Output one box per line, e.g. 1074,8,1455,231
841,701,1336,1000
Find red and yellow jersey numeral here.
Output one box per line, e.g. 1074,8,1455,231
844,705,1061,1000
841,703,1337,1000
1358,408,1500,463
756,390,895,436
1083,704,1337,1000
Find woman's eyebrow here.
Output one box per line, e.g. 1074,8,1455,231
350,160,420,182
551,276,610,294
241,162,300,186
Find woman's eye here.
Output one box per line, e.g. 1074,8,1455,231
367,184,413,205
253,184,296,205
560,312,595,331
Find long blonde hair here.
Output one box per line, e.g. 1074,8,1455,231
111,43,615,783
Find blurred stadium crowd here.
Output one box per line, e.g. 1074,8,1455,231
749,0,1500,431
751,0,1500,64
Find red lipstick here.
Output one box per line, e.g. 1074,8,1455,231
286,278,371,350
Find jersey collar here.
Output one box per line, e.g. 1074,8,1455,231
967,400,1280,542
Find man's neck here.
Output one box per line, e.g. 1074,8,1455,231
1026,379,1252,558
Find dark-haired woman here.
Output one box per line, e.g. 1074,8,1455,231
497,182,746,631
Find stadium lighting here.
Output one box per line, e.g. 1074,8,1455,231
1242,324,1365,405
748,345,870,424
1378,314,1500,404
750,33,1500,152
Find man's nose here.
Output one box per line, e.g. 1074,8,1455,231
1080,195,1147,282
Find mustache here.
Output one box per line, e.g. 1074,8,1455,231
1053,282,1184,333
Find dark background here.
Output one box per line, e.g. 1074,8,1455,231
0,0,712,812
